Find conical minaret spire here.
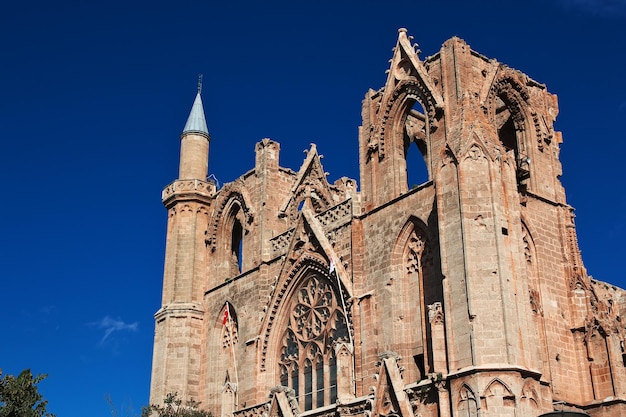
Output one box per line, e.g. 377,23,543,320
179,76,210,180
182,75,209,137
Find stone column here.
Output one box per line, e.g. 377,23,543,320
435,381,451,417
428,302,448,374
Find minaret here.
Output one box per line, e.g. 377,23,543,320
150,81,214,405
180,78,210,180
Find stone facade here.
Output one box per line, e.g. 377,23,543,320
149,29,626,417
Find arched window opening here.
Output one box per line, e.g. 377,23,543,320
496,97,529,183
278,273,347,410
329,354,337,402
404,101,429,190
401,223,431,379
496,96,517,154
220,302,239,413
304,358,313,411
315,354,324,408
231,216,243,275
221,303,239,349
292,363,299,398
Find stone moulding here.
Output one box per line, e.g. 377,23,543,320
445,364,542,381
161,179,216,205
153,302,204,322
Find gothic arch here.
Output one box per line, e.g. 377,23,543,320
378,79,436,171
585,320,615,400
206,186,254,252
387,217,432,380
404,102,430,188
521,221,542,314
260,256,351,410
208,187,254,280
440,144,458,169
219,302,239,349
457,383,479,417
481,378,515,413
486,71,530,134
520,379,540,410
482,377,514,398
520,219,537,261
486,71,533,185
260,254,353,373
461,135,493,164
204,301,240,412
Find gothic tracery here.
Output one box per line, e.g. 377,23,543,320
279,274,349,411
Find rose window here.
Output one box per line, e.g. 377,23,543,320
279,273,348,411
291,277,334,341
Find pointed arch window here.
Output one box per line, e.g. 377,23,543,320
279,274,349,411
221,304,238,349
224,203,244,277
495,95,530,183
231,216,243,274
220,302,239,415
404,102,430,189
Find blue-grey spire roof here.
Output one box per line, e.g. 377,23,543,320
182,92,209,137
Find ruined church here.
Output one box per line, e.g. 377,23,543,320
149,29,626,417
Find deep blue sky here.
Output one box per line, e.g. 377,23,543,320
1,1,625,416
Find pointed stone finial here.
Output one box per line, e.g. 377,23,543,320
197,74,203,94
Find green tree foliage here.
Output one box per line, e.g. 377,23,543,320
141,393,212,417
0,369,55,417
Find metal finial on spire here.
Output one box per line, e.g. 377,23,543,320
197,74,203,94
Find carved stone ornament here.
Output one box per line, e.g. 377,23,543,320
522,227,532,264
287,229,318,265
428,302,444,325
394,59,414,80
406,233,425,274
465,144,486,161
529,288,543,316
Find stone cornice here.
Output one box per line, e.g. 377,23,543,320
154,302,204,321
161,179,216,207
446,364,542,381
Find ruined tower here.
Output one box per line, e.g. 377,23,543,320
149,30,626,417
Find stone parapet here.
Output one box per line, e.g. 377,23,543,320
269,200,353,258
161,179,216,206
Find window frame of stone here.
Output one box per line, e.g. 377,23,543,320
278,272,348,411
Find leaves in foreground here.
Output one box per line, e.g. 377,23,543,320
0,369,55,417
141,392,212,417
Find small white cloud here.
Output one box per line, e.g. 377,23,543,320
90,316,138,344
